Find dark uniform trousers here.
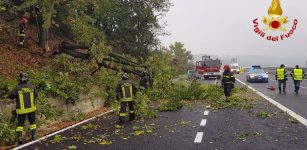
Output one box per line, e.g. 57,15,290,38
17,112,36,131
224,84,233,97
120,101,135,118
278,80,286,92
222,71,235,99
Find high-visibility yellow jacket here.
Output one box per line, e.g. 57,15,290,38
9,83,38,114
292,68,304,81
276,68,286,80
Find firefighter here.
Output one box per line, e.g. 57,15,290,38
221,65,235,101
291,65,305,94
116,73,137,123
275,64,287,94
9,73,38,144
17,15,28,47
239,66,244,74
139,71,150,92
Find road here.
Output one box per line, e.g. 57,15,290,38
236,70,307,120
13,76,307,150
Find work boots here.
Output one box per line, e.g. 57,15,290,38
16,131,23,145
30,129,36,141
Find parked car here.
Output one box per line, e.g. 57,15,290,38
246,68,269,83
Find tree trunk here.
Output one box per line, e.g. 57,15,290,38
38,26,47,48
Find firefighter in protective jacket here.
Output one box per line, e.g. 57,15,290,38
9,73,38,144
18,15,28,47
222,65,235,101
116,73,137,123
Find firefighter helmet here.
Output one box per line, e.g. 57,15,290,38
122,73,129,80
19,72,29,83
224,65,230,70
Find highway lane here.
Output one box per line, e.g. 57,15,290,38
236,73,307,120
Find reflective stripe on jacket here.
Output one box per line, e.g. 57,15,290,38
116,80,137,102
121,83,133,102
222,71,235,84
9,83,38,114
276,68,285,80
16,88,36,114
293,69,303,81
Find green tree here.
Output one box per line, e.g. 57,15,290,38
92,0,172,58
169,42,194,74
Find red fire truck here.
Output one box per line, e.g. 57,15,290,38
195,55,222,79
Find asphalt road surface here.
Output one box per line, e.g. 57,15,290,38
236,71,307,120
14,75,307,150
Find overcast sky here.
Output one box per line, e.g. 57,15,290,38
160,0,307,60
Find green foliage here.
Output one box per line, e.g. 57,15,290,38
92,0,172,57
0,76,9,98
146,51,174,100
95,69,121,106
0,113,15,146
70,113,85,122
169,42,194,74
171,80,205,101
203,85,255,110
68,145,78,150
30,54,94,103
159,99,183,112
36,94,63,120
51,134,63,143
256,112,269,119
134,92,157,119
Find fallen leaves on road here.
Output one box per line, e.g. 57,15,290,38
288,117,299,124
50,134,63,143
99,140,113,146
176,120,191,127
81,123,95,130
234,131,262,141
68,145,77,149
133,130,145,136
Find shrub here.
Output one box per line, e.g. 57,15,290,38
0,113,15,146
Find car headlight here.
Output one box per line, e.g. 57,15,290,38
263,74,269,78
249,75,256,78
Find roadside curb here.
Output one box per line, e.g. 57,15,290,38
12,109,115,150
236,78,307,127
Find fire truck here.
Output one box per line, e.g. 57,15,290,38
195,55,222,79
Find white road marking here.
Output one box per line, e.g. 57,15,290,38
236,78,307,127
204,110,209,116
300,86,307,90
194,132,204,143
13,110,115,150
200,119,207,127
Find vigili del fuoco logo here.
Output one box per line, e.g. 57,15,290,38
253,0,298,41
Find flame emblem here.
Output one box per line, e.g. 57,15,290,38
263,0,288,32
